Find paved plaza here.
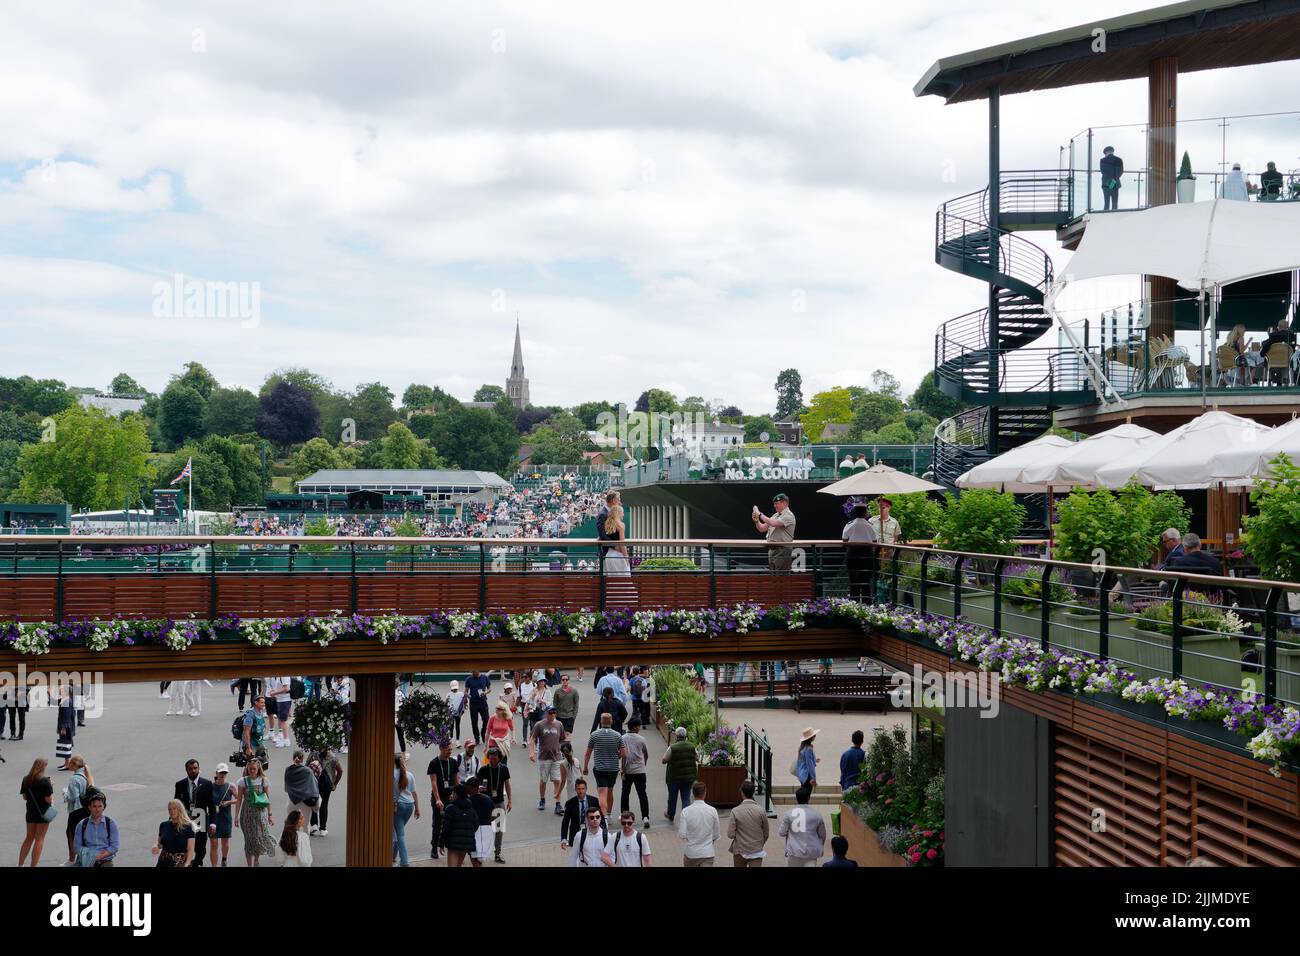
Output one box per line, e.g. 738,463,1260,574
0,669,904,867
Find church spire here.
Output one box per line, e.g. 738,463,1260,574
506,315,530,410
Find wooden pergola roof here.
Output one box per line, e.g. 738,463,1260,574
915,0,1300,103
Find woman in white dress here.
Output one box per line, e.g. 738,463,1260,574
602,504,637,606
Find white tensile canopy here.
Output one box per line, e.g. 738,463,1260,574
817,462,944,496
1093,411,1274,490
1052,198,1300,292
954,434,1075,492
1018,422,1160,490
1205,416,1300,487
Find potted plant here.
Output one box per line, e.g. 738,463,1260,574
1177,151,1197,203
839,725,944,867
694,725,747,808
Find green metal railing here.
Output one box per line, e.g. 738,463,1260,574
743,724,776,817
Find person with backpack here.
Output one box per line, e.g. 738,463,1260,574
72,790,117,867
62,754,92,865
439,783,478,867
234,757,277,866
238,694,270,767
567,803,610,866
284,750,320,848
628,668,650,728
608,810,652,867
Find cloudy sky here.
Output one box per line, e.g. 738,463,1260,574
3,1,1299,413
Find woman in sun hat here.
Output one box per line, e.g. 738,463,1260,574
485,700,514,759
795,727,820,789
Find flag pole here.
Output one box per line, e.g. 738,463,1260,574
188,466,194,535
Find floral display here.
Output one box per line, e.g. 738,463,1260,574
396,688,454,748
291,695,351,751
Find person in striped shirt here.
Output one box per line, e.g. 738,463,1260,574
581,713,627,817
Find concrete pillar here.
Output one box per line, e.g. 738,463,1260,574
1147,56,1179,341
346,673,396,867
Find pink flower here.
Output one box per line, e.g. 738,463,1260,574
922,830,933,838
926,849,937,860
875,772,886,782
910,852,921,863
885,798,893,805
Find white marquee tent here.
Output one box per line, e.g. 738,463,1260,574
1093,411,1274,490
1018,422,1159,490
955,434,1075,492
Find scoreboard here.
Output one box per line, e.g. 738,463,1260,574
153,489,183,520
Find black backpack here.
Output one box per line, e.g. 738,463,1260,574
290,677,305,700
612,830,644,866
576,818,609,864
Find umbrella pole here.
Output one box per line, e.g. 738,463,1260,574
1199,283,1208,410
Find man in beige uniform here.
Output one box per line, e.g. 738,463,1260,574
727,779,771,867
868,497,902,601
752,493,796,572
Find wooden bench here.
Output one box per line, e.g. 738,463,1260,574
792,673,891,713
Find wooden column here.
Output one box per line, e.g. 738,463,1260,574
1147,57,1179,341
1206,486,1243,551
346,673,395,867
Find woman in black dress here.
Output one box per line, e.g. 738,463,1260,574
19,758,54,867
55,685,76,770
153,799,196,867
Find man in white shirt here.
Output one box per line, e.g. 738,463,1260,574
568,805,609,867
267,676,293,747
676,781,720,867
608,811,652,867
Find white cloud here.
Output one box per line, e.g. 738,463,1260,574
0,0,1298,414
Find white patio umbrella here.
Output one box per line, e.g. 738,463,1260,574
1093,411,1274,490
1019,423,1159,490
1206,416,1300,487
816,462,944,497
954,434,1076,492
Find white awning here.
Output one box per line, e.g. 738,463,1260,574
1093,411,1274,490
1052,198,1300,293
1018,422,1159,490
954,434,1075,493
1206,416,1300,487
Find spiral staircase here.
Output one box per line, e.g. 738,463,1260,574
931,176,1093,488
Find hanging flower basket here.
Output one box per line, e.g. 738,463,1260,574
397,688,454,748
291,696,351,752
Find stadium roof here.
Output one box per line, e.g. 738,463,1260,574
298,469,511,489
915,0,1300,103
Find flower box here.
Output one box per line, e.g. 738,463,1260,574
838,803,906,867
695,763,746,809
1091,692,1168,725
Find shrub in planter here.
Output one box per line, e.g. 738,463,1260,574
1002,565,1072,608
1245,454,1300,584
868,493,944,543
1132,593,1247,637
637,557,698,571
934,489,1025,556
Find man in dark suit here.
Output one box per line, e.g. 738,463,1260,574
1100,146,1123,211
174,758,216,867
559,778,606,849
1164,533,1223,577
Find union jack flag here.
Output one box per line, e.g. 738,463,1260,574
171,457,192,485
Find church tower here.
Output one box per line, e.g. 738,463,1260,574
506,317,530,410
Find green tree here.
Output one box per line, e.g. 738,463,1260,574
743,414,776,443
0,409,41,444
408,413,436,440
380,422,422,469
349,382,398,440
800,387,855,442
356,439,386,468
17,404,154,510
935,489,1026,555
908,371,964,423
870,370,902,400
531,411,588,466
571,401,615,431
0,439,22,499
158,382,207,448
428,405,519,474
177,361,219,400
161,448,234,511
1053,484,1153,570
851,390,905,437
417,443,445,469
0,376,76,417
290,437,343,482
644,389,678,416
262,368,347,442
402,384,437,410
774,369,803,420
1245,454,1300,582
203,386,259,436
110,373,146,397
199,435,262,505
869,493,944,543
475,384,508,404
